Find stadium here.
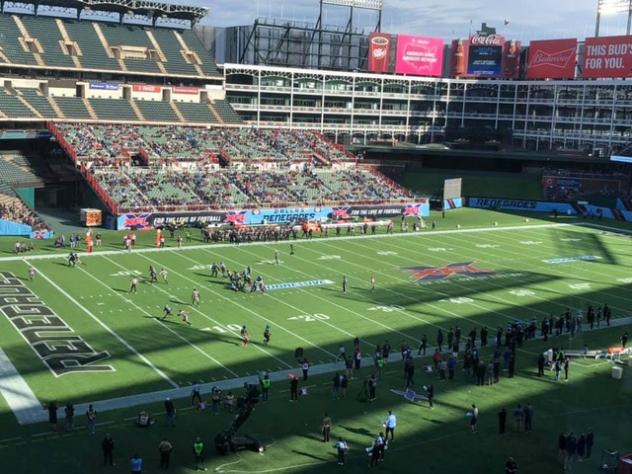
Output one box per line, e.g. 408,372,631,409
0,0,631,472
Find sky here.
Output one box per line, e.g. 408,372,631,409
189,0,632,42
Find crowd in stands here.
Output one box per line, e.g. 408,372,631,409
55,124,353,166
92,167,413,212
0,199,49,230
53,123,413,212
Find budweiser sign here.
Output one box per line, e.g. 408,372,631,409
527,38,577,79
530,47,575,68
470,34,504,46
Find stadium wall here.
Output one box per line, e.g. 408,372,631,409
0,219,54,238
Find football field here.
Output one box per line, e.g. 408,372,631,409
1,210,632,473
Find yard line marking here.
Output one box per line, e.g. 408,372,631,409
201,248,373,346
288,239,520,333
0,223,570,263
208,246,421,345
135,253,307,364
12,317,630,425
27,262,178,389
468,227,632,311
82,259,239,378
0,349,41,426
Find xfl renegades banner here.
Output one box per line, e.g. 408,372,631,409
117,202,429,230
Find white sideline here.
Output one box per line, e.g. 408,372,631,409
0,222,570,263
0,349,41,425
15,316,632,425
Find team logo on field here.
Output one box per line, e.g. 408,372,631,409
224,210,247,225
403,262,494,282
123,213,150,230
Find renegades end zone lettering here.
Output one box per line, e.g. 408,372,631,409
0,272,113,377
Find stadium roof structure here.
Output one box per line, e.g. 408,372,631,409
0,0,208,24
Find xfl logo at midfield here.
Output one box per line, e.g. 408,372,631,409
404,262,494,282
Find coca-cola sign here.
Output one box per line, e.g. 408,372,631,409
470,33,504,46
527,38,577,79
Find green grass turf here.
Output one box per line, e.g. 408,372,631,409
401,169,543,200
0,209,631,473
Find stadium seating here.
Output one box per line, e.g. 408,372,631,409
62,20,119,71
0,87,38,118
20,16,75,68
17,88,56,117
0,15,38,65
0,13,221,77
177,101,218,124
89,98,138,121
212,99,242,124
134,101,180,123
51,122,410,212
180,29,220,77
151,28,199,76
0,153,49,230
55,96,92,120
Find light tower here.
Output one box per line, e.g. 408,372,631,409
595,0,632,36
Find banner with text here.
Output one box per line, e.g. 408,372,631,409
395,35,444,77
133,84,162,93
468,197,576,214
117,202,430,230
583,35,632,78
527,38,577,79
89,82,119,91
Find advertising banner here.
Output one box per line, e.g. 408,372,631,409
173,86,199,95
395,35,444,76
89,82,119,91
527,38,577,79
467,34,504,76
368,32,392,73
331,202,429,220
133,84,162,93
583,35,632,78
117,202,430,230
118,211,227,230
468,197,576,214
501,40,521,78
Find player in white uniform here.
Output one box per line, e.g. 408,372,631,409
178,309,191,326
159,268,168,283
130,277,139,293
192,288,200,306
28,266,36,281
